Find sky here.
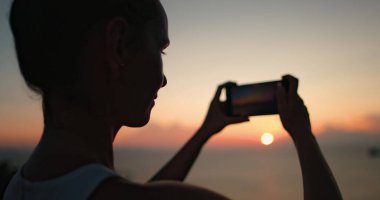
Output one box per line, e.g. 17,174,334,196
0,0,379,148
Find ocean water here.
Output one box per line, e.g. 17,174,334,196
113,145,380,200
1,141,380,200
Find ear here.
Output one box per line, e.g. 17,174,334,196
105,17,131,80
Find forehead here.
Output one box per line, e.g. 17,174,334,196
148,1,169,37
156,1,168,33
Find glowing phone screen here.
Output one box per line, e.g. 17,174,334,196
229,81,279,116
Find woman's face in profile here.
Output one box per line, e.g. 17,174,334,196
110,3,169,127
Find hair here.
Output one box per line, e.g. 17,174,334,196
9,0,161,96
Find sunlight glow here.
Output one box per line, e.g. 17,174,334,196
261,132,274,146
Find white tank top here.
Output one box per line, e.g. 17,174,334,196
3,163,117,200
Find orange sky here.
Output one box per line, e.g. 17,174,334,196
1,111,379,149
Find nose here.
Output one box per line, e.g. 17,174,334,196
162,75,167,87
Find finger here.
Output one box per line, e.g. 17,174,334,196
213,85,225,101
213,81,237,101
219,81,237,87
282,74,298,95
282,75,298,107
296,96,310,117
297,95,304,105
219,102,229,113
276,82,287,115
217,81,237,90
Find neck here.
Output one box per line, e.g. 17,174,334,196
40,119,116,169
28,94,121,175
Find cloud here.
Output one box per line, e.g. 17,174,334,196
114,122,261,149
320,113,380,134
368,114,380,131
314,113,380,147
113,113,380,149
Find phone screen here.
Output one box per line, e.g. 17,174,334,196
227,81,279,116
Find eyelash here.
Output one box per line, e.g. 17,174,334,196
161,50,167,55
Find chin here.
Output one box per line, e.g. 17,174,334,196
122,114,151,128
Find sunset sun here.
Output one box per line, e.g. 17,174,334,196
261,133,274,145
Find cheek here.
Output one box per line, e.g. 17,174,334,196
151,56,164,87
109,61,160,115
108,83,144,124
138,51,164,90
107,46,164,124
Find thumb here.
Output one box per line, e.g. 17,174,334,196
229,116,250,124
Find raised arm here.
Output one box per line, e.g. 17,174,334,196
149,83,249,182
276,75,343,200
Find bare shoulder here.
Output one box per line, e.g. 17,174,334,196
91,176,230,200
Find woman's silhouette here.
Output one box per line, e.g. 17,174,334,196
4,0,342,199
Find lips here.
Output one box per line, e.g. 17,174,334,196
150,95,157,108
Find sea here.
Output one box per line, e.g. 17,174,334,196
1,136,380,200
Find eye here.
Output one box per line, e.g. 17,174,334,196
155,30,169,55
160,40,170,55
160,42,169,55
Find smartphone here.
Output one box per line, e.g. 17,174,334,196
226,80,289,116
